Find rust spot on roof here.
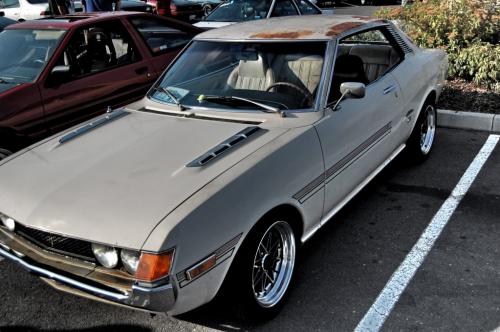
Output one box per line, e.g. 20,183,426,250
325,22,364,37
250,30,314,39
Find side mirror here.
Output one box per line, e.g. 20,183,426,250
340,82,366,99
46,65,71,86
0,12,5,17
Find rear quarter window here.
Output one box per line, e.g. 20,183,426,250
129,17,192,56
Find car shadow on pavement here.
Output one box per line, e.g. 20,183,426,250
0,326,152,332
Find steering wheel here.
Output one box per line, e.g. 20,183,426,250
266,82,314,107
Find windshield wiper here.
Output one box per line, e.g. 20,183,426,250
152,86,189,111
198,95,282,115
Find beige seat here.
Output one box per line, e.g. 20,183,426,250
271,54,323,94
226,54,274,91
349,45,400,83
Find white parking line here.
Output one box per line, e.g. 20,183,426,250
355,134,500,332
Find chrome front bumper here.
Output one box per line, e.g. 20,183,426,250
0,244,175,312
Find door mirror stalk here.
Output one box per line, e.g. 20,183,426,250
326,82,366,112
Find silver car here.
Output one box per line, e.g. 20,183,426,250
0,15,447,319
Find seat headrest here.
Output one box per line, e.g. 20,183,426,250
238,54,268,78
333,54,368,84
349,45,393,65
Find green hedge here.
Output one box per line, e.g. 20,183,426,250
375,0,500,89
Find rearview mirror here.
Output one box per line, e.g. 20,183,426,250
340,82,366,99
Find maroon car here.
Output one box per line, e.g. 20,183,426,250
0,12,200,159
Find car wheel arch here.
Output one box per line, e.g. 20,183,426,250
410,89,437,134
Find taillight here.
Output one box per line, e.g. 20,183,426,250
170,3,177,15
158,8,166,15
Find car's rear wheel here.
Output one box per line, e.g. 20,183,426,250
0,148,12,161
406,102,436,163
226,218,297,320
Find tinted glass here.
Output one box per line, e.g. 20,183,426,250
129,17,191,55
0,0,20,8
0,29,66,83
152,41,326,110
296,0,320,15
204,0,272,22
271,0,297,16
54,20,139,79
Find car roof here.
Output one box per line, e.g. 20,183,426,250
5,12,155,30
195,15,387,41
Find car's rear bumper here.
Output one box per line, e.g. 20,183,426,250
0,232,175,312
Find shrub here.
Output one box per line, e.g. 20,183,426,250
375,0,500,89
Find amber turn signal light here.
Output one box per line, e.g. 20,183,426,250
135,249,174,282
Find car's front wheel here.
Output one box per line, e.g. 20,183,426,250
227,218,297,320
406,102,437,163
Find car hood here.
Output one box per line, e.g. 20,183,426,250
0,109,285,249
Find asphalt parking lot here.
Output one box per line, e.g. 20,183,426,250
1,127,499,332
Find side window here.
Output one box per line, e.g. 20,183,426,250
54,20,139,80
129,17,192,56
328,27,403,102
0,0,20,8
296,0,320,15
271,0,298,17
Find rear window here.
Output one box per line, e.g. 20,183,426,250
129,17,192,55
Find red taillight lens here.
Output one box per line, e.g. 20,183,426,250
170,3,177,15
158,8,166,15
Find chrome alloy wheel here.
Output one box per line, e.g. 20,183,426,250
420,104,436,155
252,221,296,308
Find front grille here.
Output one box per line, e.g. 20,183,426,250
15,223,95,262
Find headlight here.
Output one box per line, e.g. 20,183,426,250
0,213,15,232
120,249,141,274
92,243,119,268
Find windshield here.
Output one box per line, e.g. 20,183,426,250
151,41,326,111
204,0,272,22
0,29,66,84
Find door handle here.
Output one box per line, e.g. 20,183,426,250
135,67,148,75
383,85,397,95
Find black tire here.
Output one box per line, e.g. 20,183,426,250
0,148,12,161
223,216,298,321
405,101,437,163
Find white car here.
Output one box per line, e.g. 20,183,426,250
0,0,49,20
0,0,82,21
0,15,447,319
195,0,329,30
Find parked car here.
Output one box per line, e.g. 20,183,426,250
0,15,447,318
0,12,15,30
120,0,156,12
0,0,83,21
0,12,199,158
153,0,205,21
195,0,324,29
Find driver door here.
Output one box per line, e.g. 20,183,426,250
40,19,154,134
315,28,406,215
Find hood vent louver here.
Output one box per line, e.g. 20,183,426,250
59,109,129,144
187,126,262,167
